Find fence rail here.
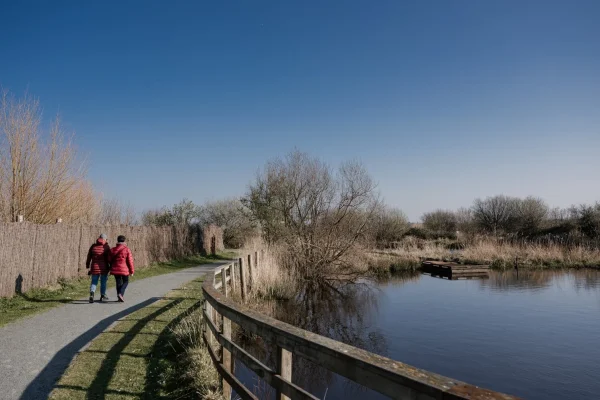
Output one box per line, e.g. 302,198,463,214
202,254,520,400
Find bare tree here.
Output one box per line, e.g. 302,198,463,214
370,205,409,247
455,207,475,233
142,199,201,226
514,196,548,235
243,150,379,282
421,209,457,234
198,198,257,248
0,90,97,223
471,195,519,235
578,202,600,238
142,208,169,226
96,197,138,225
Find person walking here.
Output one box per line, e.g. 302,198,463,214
85,233,111,303
109,235,134,302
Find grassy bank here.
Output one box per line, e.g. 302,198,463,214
369,237,600,272
49,277,223,400
0,253,235,327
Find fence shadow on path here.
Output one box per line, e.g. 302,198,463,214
46,290,205,400
83,298,185,399
19,298,161,400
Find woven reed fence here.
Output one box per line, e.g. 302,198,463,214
0,223,223,298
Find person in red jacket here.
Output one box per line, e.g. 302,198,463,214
109,235,135,302
86,233,111,303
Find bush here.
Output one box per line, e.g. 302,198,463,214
371,206,410,248
198,199,257,248
422,209,457,234
578,203,600,238
472,195,520,235
243,150,379,282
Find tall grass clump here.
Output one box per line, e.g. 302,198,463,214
171,302,225,400
241,237,299,301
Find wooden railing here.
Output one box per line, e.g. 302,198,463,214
202,254,519,400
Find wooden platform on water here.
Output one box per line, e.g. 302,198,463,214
420,260,490,280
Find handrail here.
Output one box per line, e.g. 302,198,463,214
202,255,520,400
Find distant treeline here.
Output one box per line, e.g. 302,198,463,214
415,195,600,245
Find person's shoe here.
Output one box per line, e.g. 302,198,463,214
100,295,109,302
89,292,94,303
117,294,124,302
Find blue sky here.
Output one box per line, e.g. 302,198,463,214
1,1,598,220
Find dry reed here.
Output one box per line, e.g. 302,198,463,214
239,237,299,301
379,236,600,269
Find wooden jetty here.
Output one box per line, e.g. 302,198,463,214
420,260,490,280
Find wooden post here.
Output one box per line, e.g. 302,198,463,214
239,257,247,301
206,302,214,348
202,300,207,336
276,346,293,400
230,263,236,293
247,254,253,288
254,251,258,270
222,268,228,297
222,316,232,398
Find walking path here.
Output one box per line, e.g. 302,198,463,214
0,262,224,400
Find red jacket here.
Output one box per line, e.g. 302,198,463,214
86,239,110,275
109,243,134,276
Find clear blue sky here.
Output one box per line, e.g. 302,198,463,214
1,1,598,220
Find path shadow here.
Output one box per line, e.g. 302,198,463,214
85,298,184,399
143,299,204,399
17,292,81,304
19,297,161,400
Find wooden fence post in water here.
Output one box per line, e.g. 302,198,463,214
276,346,293,400
239,257,247,301
254,251,258,271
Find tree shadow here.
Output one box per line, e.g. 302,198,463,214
49,294,205,399
142,299,204,399
20,297,161,400
15,292,89,304
85,298,185,399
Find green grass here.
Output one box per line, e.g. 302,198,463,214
0,252,236,327
49,277,220,400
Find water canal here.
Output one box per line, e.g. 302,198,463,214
235,269,600,399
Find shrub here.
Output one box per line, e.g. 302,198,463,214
243,150,379,282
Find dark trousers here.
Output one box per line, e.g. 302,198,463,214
114,275,129,296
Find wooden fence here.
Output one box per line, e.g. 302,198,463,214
0,223,206,297
202,255,520,400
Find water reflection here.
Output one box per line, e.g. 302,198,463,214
481,269,600,293
235,280,390,398
235,268,600,400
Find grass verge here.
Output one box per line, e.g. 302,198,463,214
0,252,236,327
49,277,223,400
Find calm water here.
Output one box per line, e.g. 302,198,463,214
234,270,600,399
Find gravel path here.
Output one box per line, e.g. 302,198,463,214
0,262,224,400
